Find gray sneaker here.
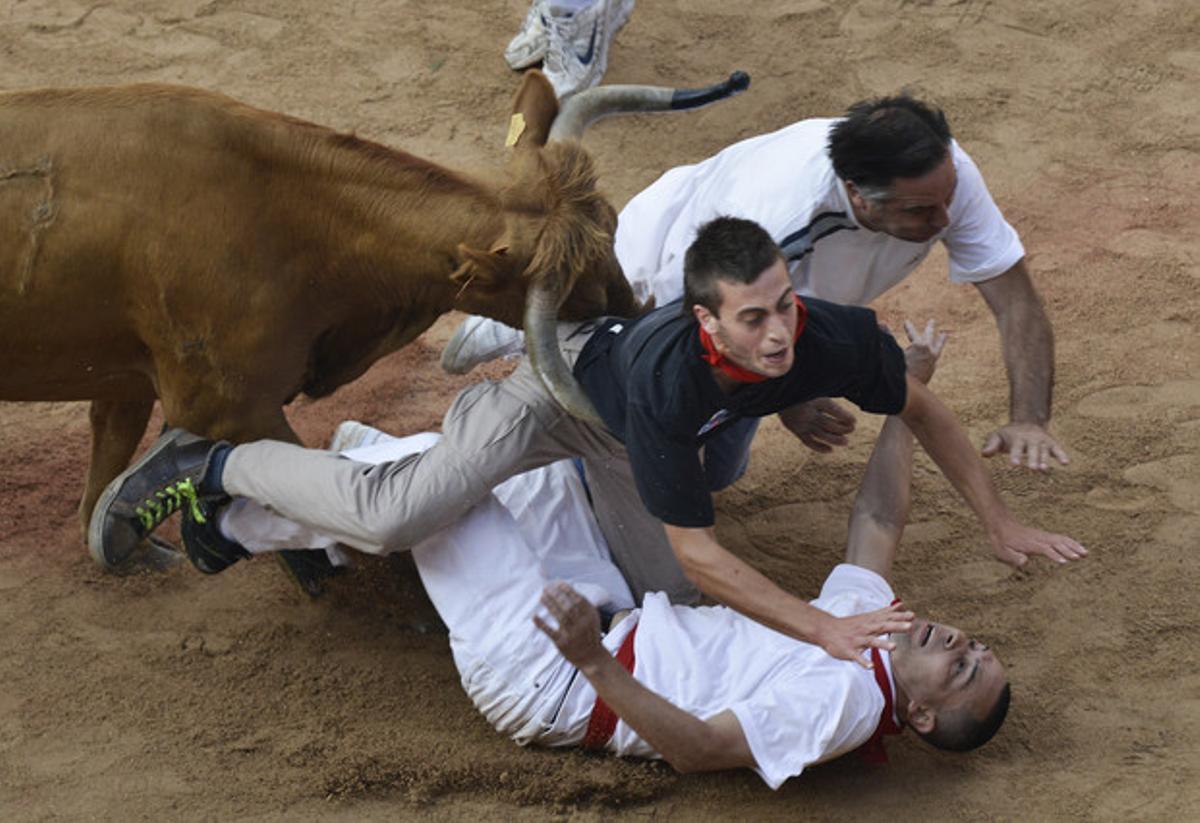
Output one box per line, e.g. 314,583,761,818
88,428,223,570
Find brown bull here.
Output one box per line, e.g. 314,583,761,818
0,69,747,566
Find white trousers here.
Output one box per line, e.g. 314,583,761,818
222,431,636,745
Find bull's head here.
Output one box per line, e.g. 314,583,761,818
453,69,750,424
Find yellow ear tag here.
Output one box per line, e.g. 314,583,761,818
505,113,526,148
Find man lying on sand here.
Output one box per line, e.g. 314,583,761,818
152,322,1008,786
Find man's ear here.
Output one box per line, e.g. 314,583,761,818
692,303,721,336
906,699,936,735
844,179,869,213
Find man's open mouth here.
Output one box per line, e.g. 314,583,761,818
920,622,935,647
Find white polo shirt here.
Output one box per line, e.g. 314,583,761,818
614,118,1025,307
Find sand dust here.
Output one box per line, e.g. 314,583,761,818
1,0,1198,819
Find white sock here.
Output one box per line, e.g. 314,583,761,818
217,507,349,566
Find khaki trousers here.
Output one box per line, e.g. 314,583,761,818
223,322,699,604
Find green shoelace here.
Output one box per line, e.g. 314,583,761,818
135,478,207,532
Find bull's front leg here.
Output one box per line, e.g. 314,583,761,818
83,398,155,542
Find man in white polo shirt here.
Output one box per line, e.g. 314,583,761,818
445,94,1065,473
211,322,1008,786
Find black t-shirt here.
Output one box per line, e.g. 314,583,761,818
573,297,908,528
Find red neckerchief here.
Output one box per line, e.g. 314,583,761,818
856,647,904,764
858,599,905,764
697,295,808,384
581,623,638,750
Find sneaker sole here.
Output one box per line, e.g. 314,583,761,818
505,40,547,70
328,420,376,454
615,0,635,30
275,550,342,598
505,2,548,69
87,428,190,570
440,318,525,375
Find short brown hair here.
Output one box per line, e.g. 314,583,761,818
682,217,784,317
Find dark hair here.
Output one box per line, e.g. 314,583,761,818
917,682,1011,753
827,95,953,192
683,217,784,317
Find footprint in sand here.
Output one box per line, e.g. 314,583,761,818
1083,486,1158,512
1150,514,1200,554
1123,455,1200,514
1077,381,1200,514
1075,379,1200,420
15,3,283,58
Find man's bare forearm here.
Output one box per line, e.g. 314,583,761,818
851,416,915,532
900,377,1011,532
537,583,754,773
977,260,1055,425
664,526,830,642
663,524,911,664
899,375,1086,566
578,651,751,773
1002,299,1054,425
844,416,915,578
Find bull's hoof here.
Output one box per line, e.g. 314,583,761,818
275,550,344,598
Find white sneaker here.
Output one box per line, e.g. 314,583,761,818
505,1,551,70
542,0,635,99
440,315,526,375
328,420,385,454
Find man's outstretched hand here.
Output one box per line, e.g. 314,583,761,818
982,423,1070,472
815,602,914,669
901,317,1068,471
990,521,1088,567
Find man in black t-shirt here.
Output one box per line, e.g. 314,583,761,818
569,217,1084,662
91,218,1086,669
575,282,906,530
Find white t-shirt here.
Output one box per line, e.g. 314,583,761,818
580,563,900,789
614,118,1025,307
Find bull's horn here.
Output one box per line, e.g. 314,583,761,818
524,281,604,426
548,71,751,141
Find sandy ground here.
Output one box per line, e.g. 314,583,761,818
1,0,1199,819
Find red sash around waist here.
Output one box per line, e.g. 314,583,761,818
581,623,638,750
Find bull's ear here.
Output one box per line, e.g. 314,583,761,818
505,70,558,149
450,242,514,292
